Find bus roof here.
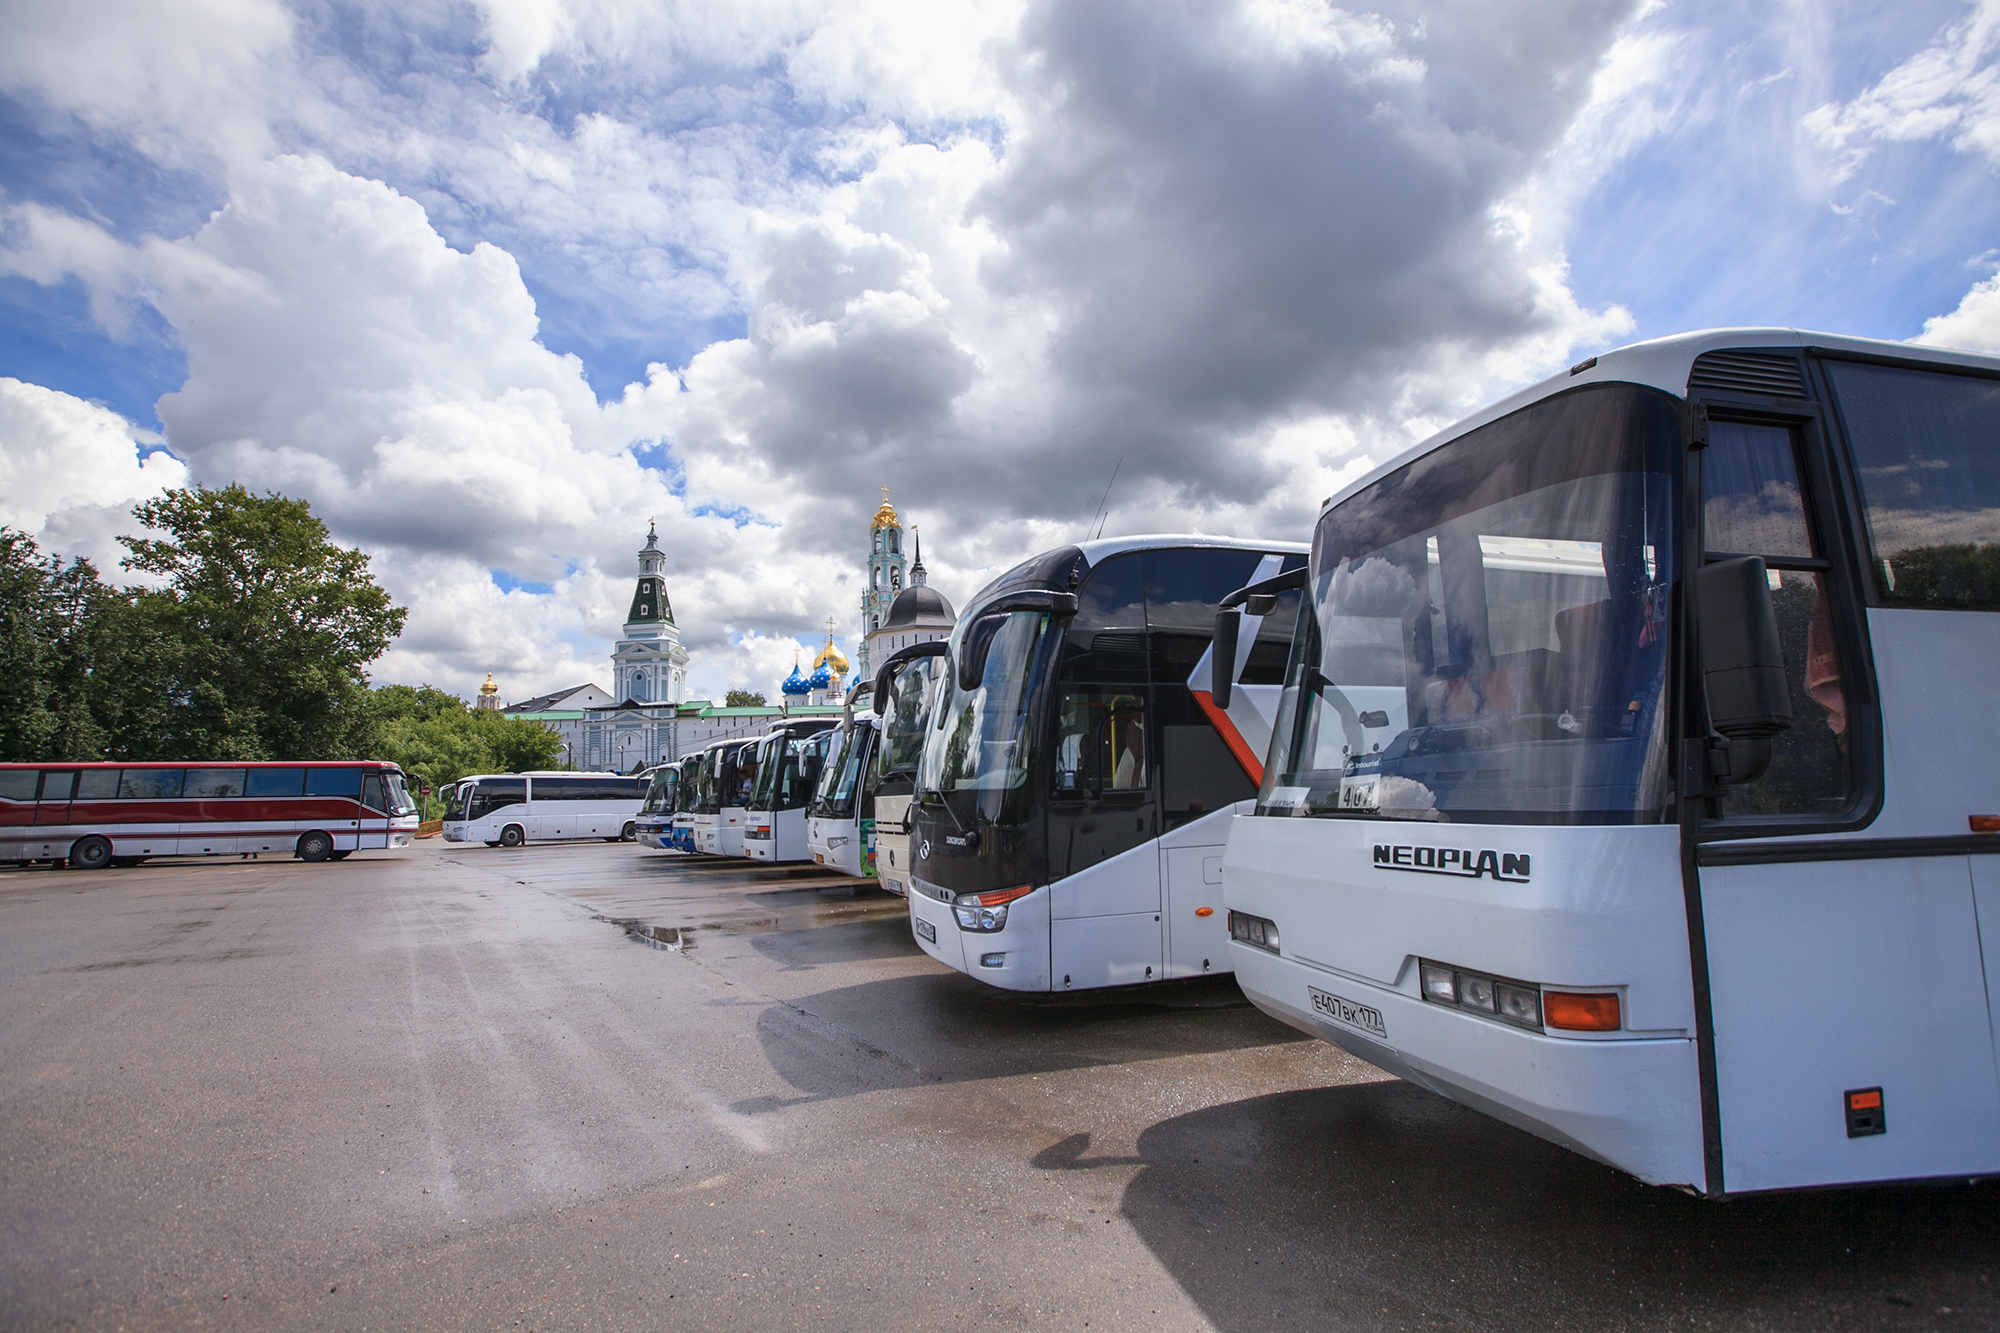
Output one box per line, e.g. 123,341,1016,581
1323,326,2000,518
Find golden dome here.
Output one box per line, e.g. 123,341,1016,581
812,618,849,674
870,486,900,531
479,672,499,697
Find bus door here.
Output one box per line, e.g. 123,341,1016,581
360,772,392,849
1691,358,2000,1192
1046,552,1161,987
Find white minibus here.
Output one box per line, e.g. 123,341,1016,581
441,771,646,847
907,535,1308,991
1224,328,2000,1196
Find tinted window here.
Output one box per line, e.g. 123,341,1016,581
76,769,120,800
469,778,526,818
361,774,386,811
247,768,305,797
1063,553,1149,683
1143,548,1264,630
38,771,77,801
1703,423,1816,557
1143,548,1265,685
1825,359,2000,608
186,768,248,798
0,772,36,801
120,769,186,799
1075,553,1145,627
305,767,363,798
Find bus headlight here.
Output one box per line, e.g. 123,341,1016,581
1228,911,1280,954
952,884,1033,932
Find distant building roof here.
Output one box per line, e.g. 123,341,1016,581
880,583,955,630
504,683,612,713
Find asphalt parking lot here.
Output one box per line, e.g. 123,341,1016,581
3,840,1997,1331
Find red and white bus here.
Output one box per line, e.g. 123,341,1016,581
0,761,421,869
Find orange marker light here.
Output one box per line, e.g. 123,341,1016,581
1544,991,1621,1032
1972,816,2000,833
1195,906,1214,917
1848,1088,1882,1110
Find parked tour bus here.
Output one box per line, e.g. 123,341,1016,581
633,761,684,851
808,712,878,877
907,535,1308,991
1223,328,2000,1196
744,720,837,862
441,771,646,847
0,760,420,867
869,644,946,896
692,738,762,856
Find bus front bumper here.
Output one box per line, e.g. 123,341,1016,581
1229,943,1704,1189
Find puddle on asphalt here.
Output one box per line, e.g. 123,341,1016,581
599,917,698,952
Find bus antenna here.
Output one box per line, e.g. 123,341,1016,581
1084,455,1123,543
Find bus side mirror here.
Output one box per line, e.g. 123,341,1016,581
958,614,1006,692
1211,609,1241,710
1696,556,1794,741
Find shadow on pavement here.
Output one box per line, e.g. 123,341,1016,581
740,968,1307,1112
1108,1082,2000,1332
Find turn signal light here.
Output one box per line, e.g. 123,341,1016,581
1544,991,1621,1032
952,884,1034,933
1972,816,2000,833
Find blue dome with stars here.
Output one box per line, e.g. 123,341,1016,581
806,662,836,691
780,662,811,697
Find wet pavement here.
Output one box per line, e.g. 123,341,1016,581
2,840,1996,1331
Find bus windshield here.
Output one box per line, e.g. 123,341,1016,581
383,771,419,816
877,657,941,780
641,767,678,814
814,723,870,818
1262,383,1681,825
747,737,783,808
917,611,1054,802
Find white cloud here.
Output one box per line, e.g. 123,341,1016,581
1805,0,2000,179
1914,264,2000,350
0,378,189,572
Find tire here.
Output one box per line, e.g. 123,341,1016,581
68,835,114,871
621,822,637,842
499,824,525,848
328,850,352,861
297,830,334,863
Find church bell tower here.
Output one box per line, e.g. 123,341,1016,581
857,489,906,681
612,521,690,705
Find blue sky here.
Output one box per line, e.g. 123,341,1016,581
2,0,1996,699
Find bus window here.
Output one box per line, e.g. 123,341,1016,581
0,771,36,801
248,768,305,798
186,768,248,798
76,769,119,800
361,774,386,812
468,778,525,818
1702,421,1851,819
1824,360,2000,608
1052,691,1148,795
1145,547,1262,681
37,771,76,801
305,768,362,798
119,769,185,799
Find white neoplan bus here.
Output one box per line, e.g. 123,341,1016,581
808,694,880,877
441,772,646,846
1224,328,2000,1196
907,535,1308,991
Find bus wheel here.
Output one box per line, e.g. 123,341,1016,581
621,822,637,842
499,825,525,848
297,830,334,862
67,836,114,870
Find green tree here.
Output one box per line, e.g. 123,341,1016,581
724,689,767,707
365,684,565,816
0,530,134,763
119,485,407,760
